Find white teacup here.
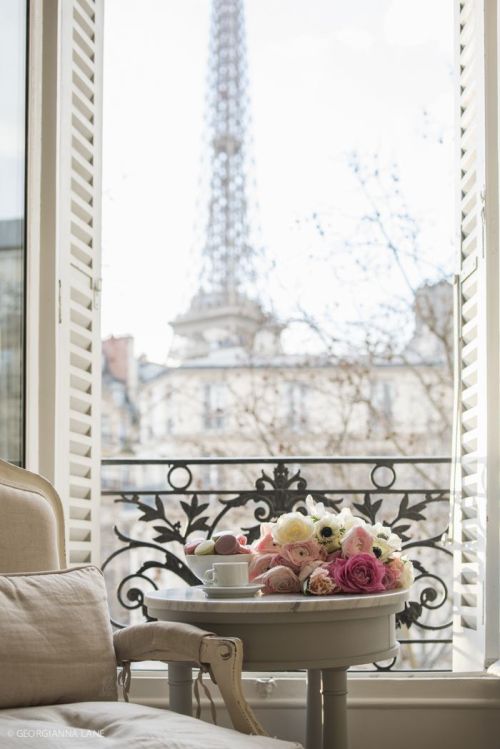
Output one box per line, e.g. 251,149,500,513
203,562,249,588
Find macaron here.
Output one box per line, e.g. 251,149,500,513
194,539,216,555
214,533,240,555
184,539,203,555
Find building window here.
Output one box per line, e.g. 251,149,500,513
203,383,226,430
370,380,393,431
0,1,28,465
164,389,175,435
287,382,308,431
101,414,112,443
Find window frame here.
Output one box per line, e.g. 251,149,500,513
24,0,500,692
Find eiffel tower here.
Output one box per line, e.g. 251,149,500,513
172,0,278,359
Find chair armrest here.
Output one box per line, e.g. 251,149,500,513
114,621,213,664
113,622,266,736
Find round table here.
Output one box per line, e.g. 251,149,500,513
146,587,408,749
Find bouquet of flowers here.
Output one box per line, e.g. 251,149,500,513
249,495,414,596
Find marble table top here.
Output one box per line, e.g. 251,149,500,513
145,586,409,614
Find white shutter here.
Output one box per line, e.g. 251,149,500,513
452,0,500,671
49,0,104,565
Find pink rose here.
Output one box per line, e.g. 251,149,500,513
249,553,274,581
256,565,301,594
328,553,386,594
281,539,324,568
382,557,405,590
254,524,281,554
269,554,301,575
307,566,337,596
341,525,374,558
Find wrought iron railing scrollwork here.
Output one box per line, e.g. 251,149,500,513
101,456,453,671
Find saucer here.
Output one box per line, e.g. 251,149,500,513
200,584,262,599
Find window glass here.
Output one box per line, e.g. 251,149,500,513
100,2,455,670
0,0,27,465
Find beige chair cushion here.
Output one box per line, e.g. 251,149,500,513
0,701,303,748
0,566,117,709
0,480,64,573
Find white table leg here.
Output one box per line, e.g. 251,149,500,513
306,669,322,749
322,668,348,749
168,662,193,716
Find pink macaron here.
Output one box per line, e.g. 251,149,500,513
184,539,203,555
214,533,240,555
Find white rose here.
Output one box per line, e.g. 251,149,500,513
400,556,415,589
272,512,315,545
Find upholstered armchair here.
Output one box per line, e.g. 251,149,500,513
0,460,302,748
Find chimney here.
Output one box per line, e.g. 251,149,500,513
102,335,137,394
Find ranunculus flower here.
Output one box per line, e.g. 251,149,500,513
249,553,274,581
382,559,404,590
382,557,404,590
270,554,301,575
280,539,323,568
298,560,325,582
382,555,414,590
326,550,342,563
341,525,374,558
328,553,386,594
272,512,315,545
254,523,281,554
307,566,337,596
256,565,301,594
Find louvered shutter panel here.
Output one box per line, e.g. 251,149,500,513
54,0,104,565
452,0,500,671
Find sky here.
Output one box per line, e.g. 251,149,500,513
102,0,455,362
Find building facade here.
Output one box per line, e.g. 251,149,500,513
101,279,453,467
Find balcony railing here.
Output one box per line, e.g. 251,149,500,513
101,456,452,671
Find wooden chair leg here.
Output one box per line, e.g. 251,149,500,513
200,636,268,736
